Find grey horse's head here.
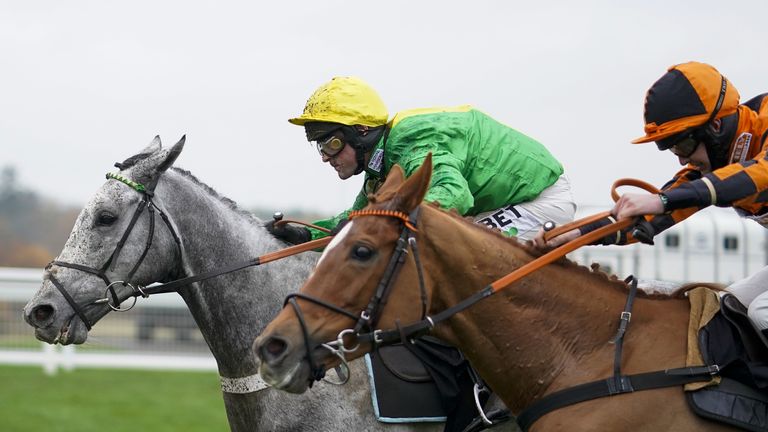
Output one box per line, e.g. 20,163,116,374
23,136,186,345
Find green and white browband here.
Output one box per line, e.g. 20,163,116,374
106,172,146,193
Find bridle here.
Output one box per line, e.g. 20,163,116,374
47,171,335,332
47,168,338,396
281,207,427,382
46,172,182,330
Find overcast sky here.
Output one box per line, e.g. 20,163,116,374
3,1,767,217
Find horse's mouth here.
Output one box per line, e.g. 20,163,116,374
259,342,346,393
35,315,88,345
259,359,310,393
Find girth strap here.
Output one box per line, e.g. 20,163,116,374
515,365,720,431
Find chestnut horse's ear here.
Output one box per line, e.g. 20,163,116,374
392,153,433,213
375,164,406,198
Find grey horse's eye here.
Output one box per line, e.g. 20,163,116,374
350,245,374,261
96,211,118,226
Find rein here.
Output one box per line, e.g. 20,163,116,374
356,178,661,346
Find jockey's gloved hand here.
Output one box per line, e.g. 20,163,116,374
631,219,656,245
265,220,312,245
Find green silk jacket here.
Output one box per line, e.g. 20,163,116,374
309,105,564,239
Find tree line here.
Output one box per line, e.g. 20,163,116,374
0,166,79,267
0,165,324,269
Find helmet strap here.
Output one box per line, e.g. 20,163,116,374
699,113,738,170
339,125,386,175
353,150,367,175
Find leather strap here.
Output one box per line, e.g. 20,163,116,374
516,365,720,431
141,237,333,295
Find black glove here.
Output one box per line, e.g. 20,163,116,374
631,219,655,245
265,220,312,245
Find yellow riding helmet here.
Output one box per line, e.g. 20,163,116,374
632,62,740,144
288,77,389,127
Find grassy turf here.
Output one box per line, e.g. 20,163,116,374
0,365,228,432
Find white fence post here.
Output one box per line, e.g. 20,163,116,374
42,342,57,376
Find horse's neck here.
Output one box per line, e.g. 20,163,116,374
421,207,632,410
157,176,435,432
157,173,318,375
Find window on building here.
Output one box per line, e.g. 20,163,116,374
665,233,680,249
723,236,738,251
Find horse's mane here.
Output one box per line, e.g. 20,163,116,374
115,152,259,224
169,167,262,225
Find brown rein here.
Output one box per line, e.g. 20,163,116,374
274,218,332,234
124,222,333,299
490,178,659,293
257,236,333,264
344,177,662,347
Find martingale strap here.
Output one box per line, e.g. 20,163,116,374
515,365,721,431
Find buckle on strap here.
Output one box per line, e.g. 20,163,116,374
620,311,631,322
360,310,371,322
372,329,384,345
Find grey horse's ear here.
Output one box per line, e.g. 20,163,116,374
140,135,162,154
155,136,185,174
133,135,186,191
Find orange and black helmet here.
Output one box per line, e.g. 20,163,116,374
632,62,740,148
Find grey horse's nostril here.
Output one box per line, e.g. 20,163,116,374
31,304,55,326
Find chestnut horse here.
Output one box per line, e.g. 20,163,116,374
254,155,736,431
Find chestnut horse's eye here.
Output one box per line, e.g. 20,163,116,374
96,211,118,226
351,245,374,261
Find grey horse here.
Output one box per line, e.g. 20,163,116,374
22,137,449,431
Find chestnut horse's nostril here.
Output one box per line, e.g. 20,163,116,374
28,304,55,328
259,337,288,365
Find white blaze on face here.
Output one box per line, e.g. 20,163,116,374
314,221,354,271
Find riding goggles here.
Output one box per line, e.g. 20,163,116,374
658,130,700,158
316,134,346,157
669,133,700,158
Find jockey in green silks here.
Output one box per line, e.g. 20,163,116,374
267,76,576,244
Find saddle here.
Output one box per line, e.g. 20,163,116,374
365,336,506,432
366,342,447,423
687,291,768,431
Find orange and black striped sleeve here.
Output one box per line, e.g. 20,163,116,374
581,143,768,245
664,145,768,214
578,168,703,245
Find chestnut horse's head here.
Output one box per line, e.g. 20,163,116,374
254,154,434,393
